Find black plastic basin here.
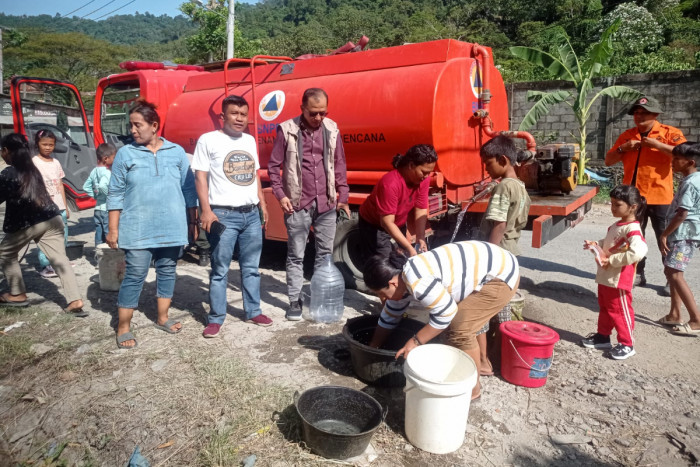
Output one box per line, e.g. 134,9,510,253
342,314,425,387
296,385,384,459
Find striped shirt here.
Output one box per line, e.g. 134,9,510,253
379,241,520,330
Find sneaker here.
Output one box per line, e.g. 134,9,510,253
633,273,646,287
581,332,612,349
610,344,636,360
247,314,273,327
202,323,221,338
286,299,303,321
39,266,58,278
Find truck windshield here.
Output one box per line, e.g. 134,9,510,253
101,81,140,147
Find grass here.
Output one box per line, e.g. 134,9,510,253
0,307,40,373
591,183,612,204
185,351,306,466
0,333,33,371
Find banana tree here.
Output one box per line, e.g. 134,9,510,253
510,20,642,184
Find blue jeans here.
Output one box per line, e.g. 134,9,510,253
207,206,263,324
94,210,109,247
38,210,67,268
117,247,181,309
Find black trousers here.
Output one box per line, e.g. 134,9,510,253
636,203,669,275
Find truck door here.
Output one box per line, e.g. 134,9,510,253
10,77,96,211
96,79,141,149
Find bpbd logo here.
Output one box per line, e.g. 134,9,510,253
259,90,285,122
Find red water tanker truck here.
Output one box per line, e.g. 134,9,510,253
8,39,595,291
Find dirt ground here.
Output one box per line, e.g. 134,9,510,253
1,203,699,466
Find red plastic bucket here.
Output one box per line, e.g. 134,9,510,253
500,321,560,388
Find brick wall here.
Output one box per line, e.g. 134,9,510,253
506,69,700,160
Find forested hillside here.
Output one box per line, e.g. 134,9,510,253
2,0,699,96
0,12,194,45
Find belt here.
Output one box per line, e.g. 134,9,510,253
211,204,257,213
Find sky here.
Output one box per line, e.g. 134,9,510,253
0,0,257,20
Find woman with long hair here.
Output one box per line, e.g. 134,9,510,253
0,133,85,315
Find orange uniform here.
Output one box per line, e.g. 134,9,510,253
609,121,686,205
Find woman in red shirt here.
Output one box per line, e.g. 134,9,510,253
359,144,437,258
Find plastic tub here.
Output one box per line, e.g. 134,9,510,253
295,385,384,459
500,321,560,388
403,344,477,454
342,315,425,387
65,241,86,261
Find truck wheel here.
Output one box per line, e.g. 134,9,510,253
333,218,371,293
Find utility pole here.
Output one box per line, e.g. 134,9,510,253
196,0,234,60
226,0,235,60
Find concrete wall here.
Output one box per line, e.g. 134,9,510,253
506,69,700,160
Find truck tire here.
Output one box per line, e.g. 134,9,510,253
333,218,371,294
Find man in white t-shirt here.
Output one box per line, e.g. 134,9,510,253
191,95,271,337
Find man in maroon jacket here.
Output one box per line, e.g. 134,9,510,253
268,88,350,321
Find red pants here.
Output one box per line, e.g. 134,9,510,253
597,284,635,346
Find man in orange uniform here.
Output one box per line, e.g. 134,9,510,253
605,96,686,289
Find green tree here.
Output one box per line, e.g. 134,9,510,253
4,31,127,94
180,0,266,62
510,20,642,184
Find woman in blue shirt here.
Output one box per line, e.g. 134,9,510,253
106,100,197,349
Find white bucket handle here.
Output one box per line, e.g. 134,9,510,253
508,339,554,372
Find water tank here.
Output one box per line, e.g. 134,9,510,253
163,39,508,191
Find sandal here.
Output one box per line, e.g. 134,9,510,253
154,318,182,334
471,383,482,401
116,332,138,349
480,360,494,377
63,306,88,318
0,294,29,308
657,316,684,326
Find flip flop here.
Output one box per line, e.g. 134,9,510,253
116,332,138,349
657,316,684,326
0,295,29,308
63,307,89,318
480,360,495,377
671,323,700,336
471,383,482,401
154,318,182,334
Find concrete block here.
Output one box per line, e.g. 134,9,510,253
671,111,691,120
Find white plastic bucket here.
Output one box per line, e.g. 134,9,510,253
403,344,478,454
96,243,126,291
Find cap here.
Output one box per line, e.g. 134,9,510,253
627,96,663,115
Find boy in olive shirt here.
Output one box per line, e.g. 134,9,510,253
477,135,531,377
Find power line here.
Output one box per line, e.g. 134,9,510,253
81,0,119,19
61,0,98,17
93,0,137,20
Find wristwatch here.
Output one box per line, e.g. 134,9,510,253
617,146,623,153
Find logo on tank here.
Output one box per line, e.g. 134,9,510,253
259,90,285,122
223,150,256,186
470,61,483,99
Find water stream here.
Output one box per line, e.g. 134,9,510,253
449,181,497,243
